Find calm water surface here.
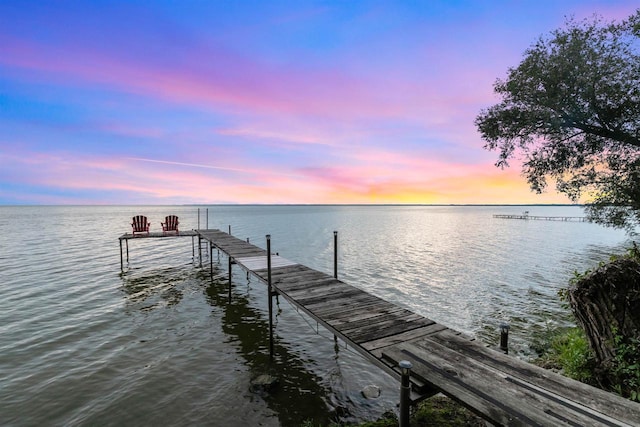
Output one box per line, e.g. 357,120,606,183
0,205,631,426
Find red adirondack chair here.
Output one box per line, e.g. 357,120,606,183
131,215,150,236
161,215,179,235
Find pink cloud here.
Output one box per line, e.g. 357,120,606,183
0,143,571,205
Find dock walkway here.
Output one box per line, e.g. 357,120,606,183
196,229,640,426
493,214,589,222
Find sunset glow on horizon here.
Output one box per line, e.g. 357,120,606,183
1,1,637,205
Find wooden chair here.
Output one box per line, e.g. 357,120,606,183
161,215,179,235
131,215,150,236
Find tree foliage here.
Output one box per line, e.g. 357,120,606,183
476,10,640,230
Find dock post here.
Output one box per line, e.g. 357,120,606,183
500,323,510,354
119,239,123,272
210,244,213,278
228,256,232,302
267,234,274,359
399,360,413,427
333,231,338,279
246,238,250,279
125,239,129,262
206,208,209,229
228,225,231,235
198,235,203,267
191,236,195,259
197,208,200,229
333,231,338,342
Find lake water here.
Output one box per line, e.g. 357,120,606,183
0,205,631,426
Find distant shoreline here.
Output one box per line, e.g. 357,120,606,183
0,203,585,207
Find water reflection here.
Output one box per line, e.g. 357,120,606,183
205,273,337,427
121,267,186,311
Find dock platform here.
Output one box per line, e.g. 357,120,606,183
195,229,640,426
118,230,199,271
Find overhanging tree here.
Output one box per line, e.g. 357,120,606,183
476,10,640,231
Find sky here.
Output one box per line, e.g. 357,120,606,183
1,1,637,205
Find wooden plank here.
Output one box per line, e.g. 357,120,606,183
383,341,627,427
267,271,333,286
363,323,448,354
276,279,341,296
260,264,318,276
350,316,435,344
222,247,266,256
272,273,337,290
320,301,397,322
327,307,417,330
253,269,328,285
119,230,198,240
283,282,351,300
253,264,311,276
308,295,389,317
415,338,634,426
276,275,340,289
326,304,407,325
235,255,298,270
295,288,366,306
424,329,640,424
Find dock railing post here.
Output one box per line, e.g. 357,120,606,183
119,239,123,272
197,208,200,229
206,208,209,229
399,360,412,427
333,231,338,279
267,234,274,359
500,323,510,354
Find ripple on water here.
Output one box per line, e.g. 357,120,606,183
0,205,631,425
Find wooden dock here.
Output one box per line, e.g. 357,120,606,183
118,230,198,271
493,214,589,222
194,229,640,426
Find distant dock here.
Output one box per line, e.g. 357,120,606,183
493,212,589,222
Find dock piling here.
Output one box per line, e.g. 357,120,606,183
119,239,123,271
246,238,250,279
334,231,338,279
267,234,274,359
333,231,338,341
500,323,510,354
228,256,232,302
399,360,413,427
